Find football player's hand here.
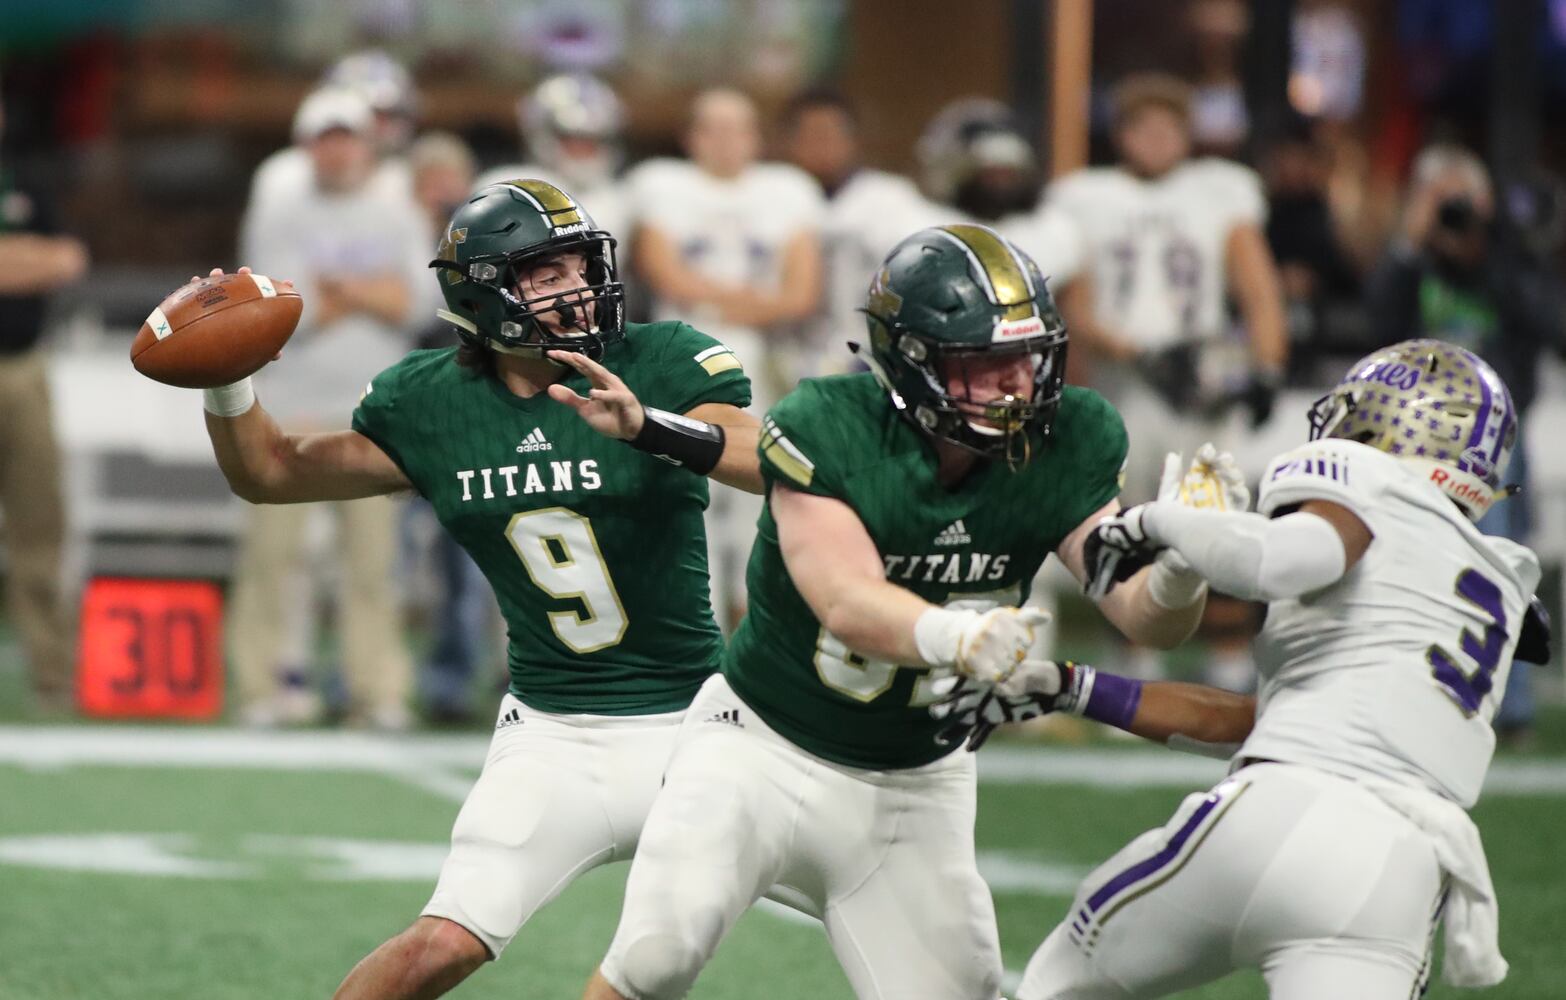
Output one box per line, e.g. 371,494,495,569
547,350,645,440
1160,443,1251,513
930,676,1058,751
189,266,291,361
951,607,1054,686
1082,506,1161,600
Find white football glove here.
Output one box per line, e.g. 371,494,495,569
1145,444,1250,598
914,606,1053,686
1159,443,1251,512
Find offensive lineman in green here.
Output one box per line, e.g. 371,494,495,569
195,180,762,999
585,225,1254,1000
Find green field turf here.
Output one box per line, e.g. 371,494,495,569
2,727,1564,999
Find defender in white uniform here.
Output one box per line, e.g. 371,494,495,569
1049,73,1286,504
1026,339,1549,999
916,99,1086,296
782,88,941,379
475,73,631,243
627,88,825,626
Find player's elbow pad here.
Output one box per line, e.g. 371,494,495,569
1146,506,1346,603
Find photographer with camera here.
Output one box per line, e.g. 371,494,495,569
1367,142,1566,744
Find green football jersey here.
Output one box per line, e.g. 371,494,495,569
352,321,751,715
723,374,1127,769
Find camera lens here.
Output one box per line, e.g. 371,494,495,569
1437,196,1478,232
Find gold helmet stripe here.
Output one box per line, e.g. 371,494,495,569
506,178,585,227
934,224,1038,321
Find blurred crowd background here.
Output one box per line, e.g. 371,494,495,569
2,0,1564,737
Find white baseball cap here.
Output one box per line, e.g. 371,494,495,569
292,87,374,143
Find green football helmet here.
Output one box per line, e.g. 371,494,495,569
430,178,624,360
856,223,1068,466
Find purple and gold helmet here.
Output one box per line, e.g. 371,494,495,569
1307,339,1517,520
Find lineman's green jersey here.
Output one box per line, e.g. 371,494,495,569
723,374,1127,769
352,321,750,715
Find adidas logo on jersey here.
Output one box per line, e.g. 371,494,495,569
516,429,552,453
496,708,525,730
704,708,743,728
934,519,972,546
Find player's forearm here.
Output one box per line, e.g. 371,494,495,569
205,402,298,503
635,228,725,306
205,404,402,504
337,275,413,327
1227,226,1289,372
0,235,88,293
1128,681,1255,747
1140,502,1346,602
708,422,763,493
815,578,938,667
1097,561,1206,649
718,249,822,327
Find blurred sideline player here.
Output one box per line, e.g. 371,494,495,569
195,179,762,998
1050,72,1287,497
781,87,938,379
582,225,1253,1000
476,73,631,243
231,87,427,729
406,131,501,722
0,92,88,713
1022,340,1549,999
1049,73,1288,688
243,50,417,229
917,99,1092,358
627,87,824,626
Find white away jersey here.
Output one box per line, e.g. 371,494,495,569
815,169,940,370
627,158,824,410
1048,158,1264,349
1243,439,1541,807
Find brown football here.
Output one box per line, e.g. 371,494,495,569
131,272,303,388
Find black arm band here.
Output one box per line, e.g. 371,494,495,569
628,406,727,475
1516,595,1552,665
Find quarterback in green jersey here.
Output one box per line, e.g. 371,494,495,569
586,224,1256,1000
195,180,765,1000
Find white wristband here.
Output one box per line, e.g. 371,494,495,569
1146,550,1209,609
202,377,256,418
913,607,979,669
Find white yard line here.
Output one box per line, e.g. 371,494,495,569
3,726,1564,795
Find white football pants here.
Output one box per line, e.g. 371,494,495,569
1018,762,1446,1000
422,693,684,957
599,674,1003,1000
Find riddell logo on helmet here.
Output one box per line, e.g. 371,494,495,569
552,222,590,236
992,316,1044,341
1428,466,1486,503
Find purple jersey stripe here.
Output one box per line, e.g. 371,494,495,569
1082,791,1221,916
1461,347,1492,468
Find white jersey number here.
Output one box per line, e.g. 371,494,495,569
506,508,629,654
812,588,1022,705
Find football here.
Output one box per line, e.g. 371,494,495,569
131,272,303,388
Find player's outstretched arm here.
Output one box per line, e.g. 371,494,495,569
773,482,1049,682
193,266,412,504
1124,679,1255,750
773,482,936,666
1058,499,1207,649
1136,498,1371,602
205,406,411,505
547,350,764,493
